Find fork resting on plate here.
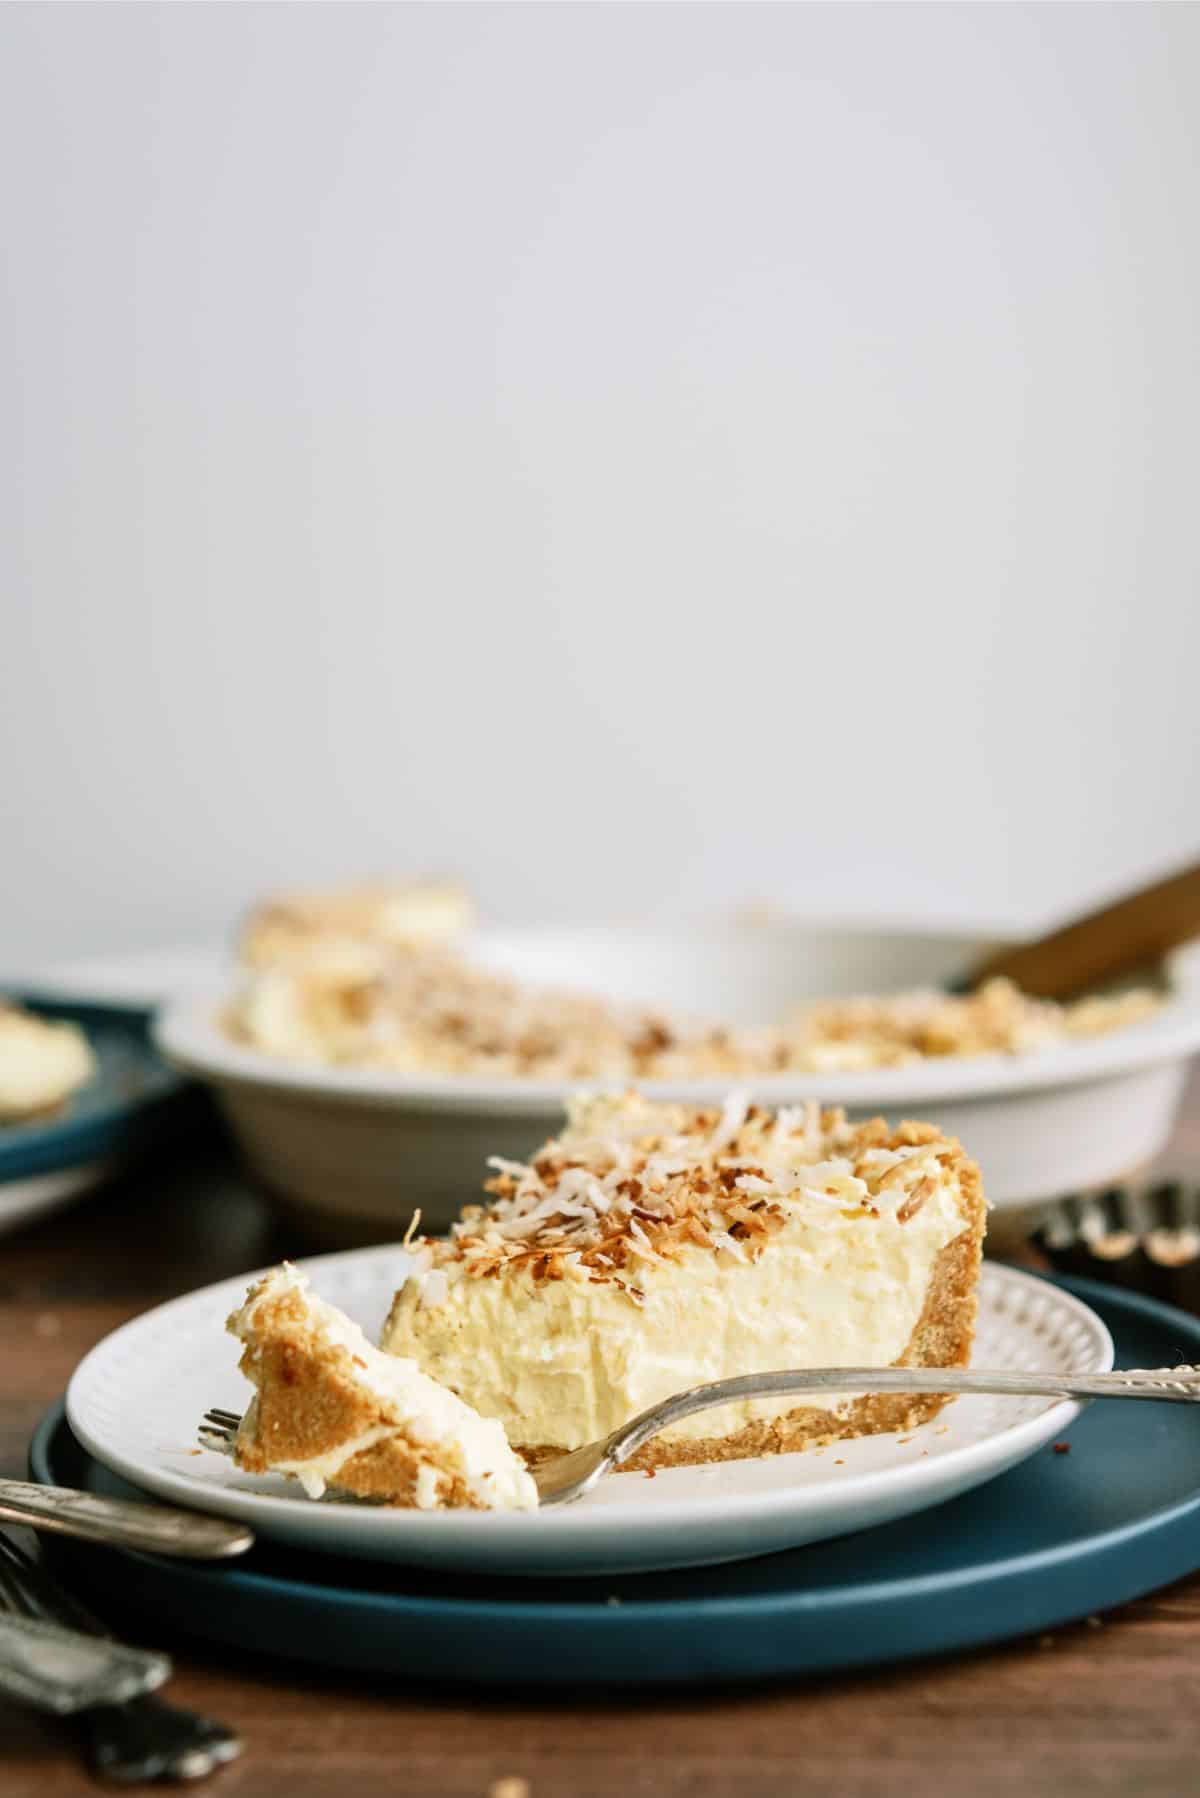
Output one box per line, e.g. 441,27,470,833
202,1361,1200,1507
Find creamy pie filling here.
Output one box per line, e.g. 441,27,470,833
383,1094,975,1451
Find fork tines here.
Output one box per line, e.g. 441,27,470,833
199,1408,242,1457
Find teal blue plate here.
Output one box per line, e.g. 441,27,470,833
26,1277,1200,1687
0,998,191,1188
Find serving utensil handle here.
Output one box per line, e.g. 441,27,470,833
961,858,1200,999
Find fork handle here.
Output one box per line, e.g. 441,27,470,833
0,1614,169,1716
0,1479,254,1559
609,1364,1200,1467
0,1532,243,1778
83,1696,243,1783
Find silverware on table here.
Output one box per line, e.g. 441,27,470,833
0,1476,253,1558
0,1607,169,1716
1036,1181,1200,1313
202,1360,1200,1507
0,1530,243,1779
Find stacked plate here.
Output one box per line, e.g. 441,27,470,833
32,1258,1200,1684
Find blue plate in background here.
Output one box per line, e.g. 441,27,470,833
0,997,195,1233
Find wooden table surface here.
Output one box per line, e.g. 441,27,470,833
5,1080,1200,1798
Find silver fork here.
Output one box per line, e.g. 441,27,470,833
0,1531,243,1781
201,1361,1200,1507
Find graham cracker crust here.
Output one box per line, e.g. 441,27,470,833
234,1290,481,1509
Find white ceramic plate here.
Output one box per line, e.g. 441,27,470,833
0,1164,115,1234
15,945,225,1016
155,924,1200,1229
66,1253,1112,1577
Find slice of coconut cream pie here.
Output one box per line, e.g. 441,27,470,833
382,1094,987,1469
240,879,473,973
0,1003,94,1123
226,1266,537,1509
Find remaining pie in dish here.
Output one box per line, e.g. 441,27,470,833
239,879,473,973
0,1002,95,1124
382,1094,987,1469
226,1265,537,1510
227,925,1160,1076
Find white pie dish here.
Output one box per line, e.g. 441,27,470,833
153,922,1200,1238
65,1250,1112,1576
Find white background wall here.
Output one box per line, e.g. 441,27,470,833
3,3,1199,966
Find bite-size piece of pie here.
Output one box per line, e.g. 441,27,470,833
226,1265,537,1510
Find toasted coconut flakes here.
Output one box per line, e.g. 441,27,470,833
710,1230,750,1262
896,1176,937,1224
417,1095,962,1306
708,1090,751,1153
487,1156,531,1179
626,1218,669,1265
418,1267,450,1309
872,1145,948,1193
727,1204,770,1236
